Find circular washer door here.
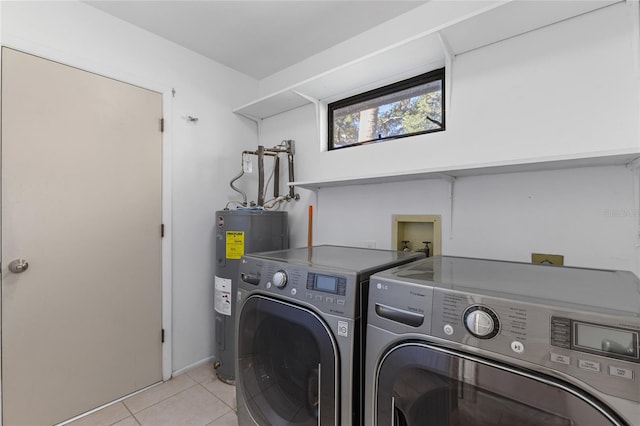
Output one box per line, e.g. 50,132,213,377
237,295,338,425
376,342,628,426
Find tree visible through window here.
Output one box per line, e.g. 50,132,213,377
329,68,444,150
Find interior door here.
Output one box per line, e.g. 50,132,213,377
1,48,163,425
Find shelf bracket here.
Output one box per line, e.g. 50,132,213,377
448,175,456,240
628,0,640,78
626,156,640,171
433,173,456,240
437,31,455,121
235,111,263,145
433,172,455,183
292,90,327,151
627,157,640,247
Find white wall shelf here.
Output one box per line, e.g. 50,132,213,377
234,0,619,121
233,33,445,120
249,0,632,195
289,150,640,190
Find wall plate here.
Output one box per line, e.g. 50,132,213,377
531,253,564,266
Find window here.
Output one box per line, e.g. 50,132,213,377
328,68,445,150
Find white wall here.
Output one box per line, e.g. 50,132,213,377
446,166,637,271
260,2,640,275
311,166,638,272
293,2,640,184
1,1,259,373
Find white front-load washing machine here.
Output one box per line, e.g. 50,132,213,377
235,245,424,425
365,256,640,425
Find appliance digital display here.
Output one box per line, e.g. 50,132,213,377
315,274,339,293
574,322,638,359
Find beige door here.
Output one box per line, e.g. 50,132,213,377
1,48,163,426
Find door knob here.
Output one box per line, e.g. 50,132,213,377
8,259,29,273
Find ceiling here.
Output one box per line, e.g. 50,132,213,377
85,1,428,80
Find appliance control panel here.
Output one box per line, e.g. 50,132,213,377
427,288,640,403
238,257,358,318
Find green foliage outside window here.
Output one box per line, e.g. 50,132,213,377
329,69,444,150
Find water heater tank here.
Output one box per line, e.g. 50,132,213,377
214,209,288,384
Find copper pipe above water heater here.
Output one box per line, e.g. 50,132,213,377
307,205,313,247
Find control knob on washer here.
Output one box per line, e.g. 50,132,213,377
463,306,499,339
272,270,288,289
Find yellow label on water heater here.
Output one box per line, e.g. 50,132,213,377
226,231,245,259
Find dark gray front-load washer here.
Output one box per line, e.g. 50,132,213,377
365,256,640,426
235,245,424,425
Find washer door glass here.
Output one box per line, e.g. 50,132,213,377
238,296,338,425
376,343,626,426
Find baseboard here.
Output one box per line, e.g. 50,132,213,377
171,355,216,377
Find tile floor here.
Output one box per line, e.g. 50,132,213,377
67,363,237,426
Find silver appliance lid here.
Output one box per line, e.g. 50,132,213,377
245,245,424,274
375,256,640,316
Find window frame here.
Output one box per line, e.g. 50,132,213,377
328,67,445,151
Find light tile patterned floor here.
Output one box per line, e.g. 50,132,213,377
67,363,237,426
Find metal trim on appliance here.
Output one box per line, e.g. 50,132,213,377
375,341,628,426
238,295,341,426
317,363,322,426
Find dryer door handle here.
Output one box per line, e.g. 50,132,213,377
375,303,424,327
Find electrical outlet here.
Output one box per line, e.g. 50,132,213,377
531,253,564,266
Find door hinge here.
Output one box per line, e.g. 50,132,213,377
160,118,165,133
161,223,165,238
161,328,165,343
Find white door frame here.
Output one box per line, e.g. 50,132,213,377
0,38,174,398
